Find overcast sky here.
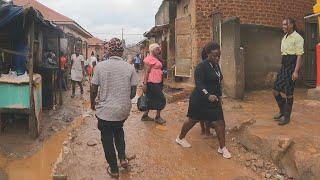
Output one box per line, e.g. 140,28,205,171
37,0,162,44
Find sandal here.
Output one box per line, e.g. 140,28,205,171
155,117,166,125
141,115,154,122
120,159,129,169
107,166,119,179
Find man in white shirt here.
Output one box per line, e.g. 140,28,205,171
70,47,85,98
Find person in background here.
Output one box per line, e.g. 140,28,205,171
134,54,141,72
59,52,67,91
70,47,85,98
141,43,166,125
97,54,101,62
89,51,98,69
90,38,138,178
127,55,134,65
176,42,232,159
273,18,304,126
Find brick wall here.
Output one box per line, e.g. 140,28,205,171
193,0,315,66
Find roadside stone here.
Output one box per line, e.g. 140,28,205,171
76,141,82,145
234,176,255,180
63,141,68,146
52,174,67,180
277,137,292,149
251,165,257,172
275,174,284,180
64,117,73,123
63,146,70,154
254,159,264,168
87,140,97,147
232,104,243,109
245,161,251,167
246,154,259,161
265,173,272,178
51,126,59,132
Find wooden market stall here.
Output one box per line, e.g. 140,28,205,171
0,3,63,137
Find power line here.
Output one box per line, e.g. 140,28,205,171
91,32,144,36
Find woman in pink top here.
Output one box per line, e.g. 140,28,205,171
141,43,166,124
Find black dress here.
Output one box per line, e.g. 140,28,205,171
146,82,166,111
274,55,297,96
187,60,224,122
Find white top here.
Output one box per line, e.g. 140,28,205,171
89,56,97,66
71,54,84,82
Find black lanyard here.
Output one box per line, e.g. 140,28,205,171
209,62,221,83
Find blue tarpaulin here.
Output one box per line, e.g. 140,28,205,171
0,2,61,31
0,3,24,28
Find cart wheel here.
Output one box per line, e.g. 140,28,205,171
29,112,39,138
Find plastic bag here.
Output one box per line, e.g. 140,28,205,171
137,95,148,112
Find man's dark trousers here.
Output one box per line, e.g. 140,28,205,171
97,118,126,172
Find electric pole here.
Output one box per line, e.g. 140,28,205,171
121,28,124,41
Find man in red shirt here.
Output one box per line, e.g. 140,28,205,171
59,52,68,91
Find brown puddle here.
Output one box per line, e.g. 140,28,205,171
1,116,85,180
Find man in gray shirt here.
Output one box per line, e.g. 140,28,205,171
90,38,138,178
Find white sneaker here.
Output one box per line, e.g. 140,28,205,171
175,136,191,148
218,147,232,159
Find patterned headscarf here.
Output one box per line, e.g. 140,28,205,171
106,38,124,57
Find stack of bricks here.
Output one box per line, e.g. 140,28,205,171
193,0,314,67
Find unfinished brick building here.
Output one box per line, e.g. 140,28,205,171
170,0,314,98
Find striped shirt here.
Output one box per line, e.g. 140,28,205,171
91,56,139,121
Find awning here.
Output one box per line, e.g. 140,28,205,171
144,24,169,38
0,3,24,28
0,2,62,34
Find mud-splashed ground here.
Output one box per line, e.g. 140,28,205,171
1,84,319,180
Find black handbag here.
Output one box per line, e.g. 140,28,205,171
137,94,148,112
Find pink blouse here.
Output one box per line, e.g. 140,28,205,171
143,55,163,84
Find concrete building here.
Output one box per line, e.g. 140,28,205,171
144,0,176,73
12,0,93,59
87,37,104,60
167,0,314,98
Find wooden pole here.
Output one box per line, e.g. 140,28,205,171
58,36,63,105
28,18,37,138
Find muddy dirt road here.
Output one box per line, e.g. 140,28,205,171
54,98,259,180
1,85,319,180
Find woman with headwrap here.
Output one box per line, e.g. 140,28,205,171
141,43,166,125
91,38,139,178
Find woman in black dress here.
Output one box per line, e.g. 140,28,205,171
200,46,212,137
176,42,231,159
